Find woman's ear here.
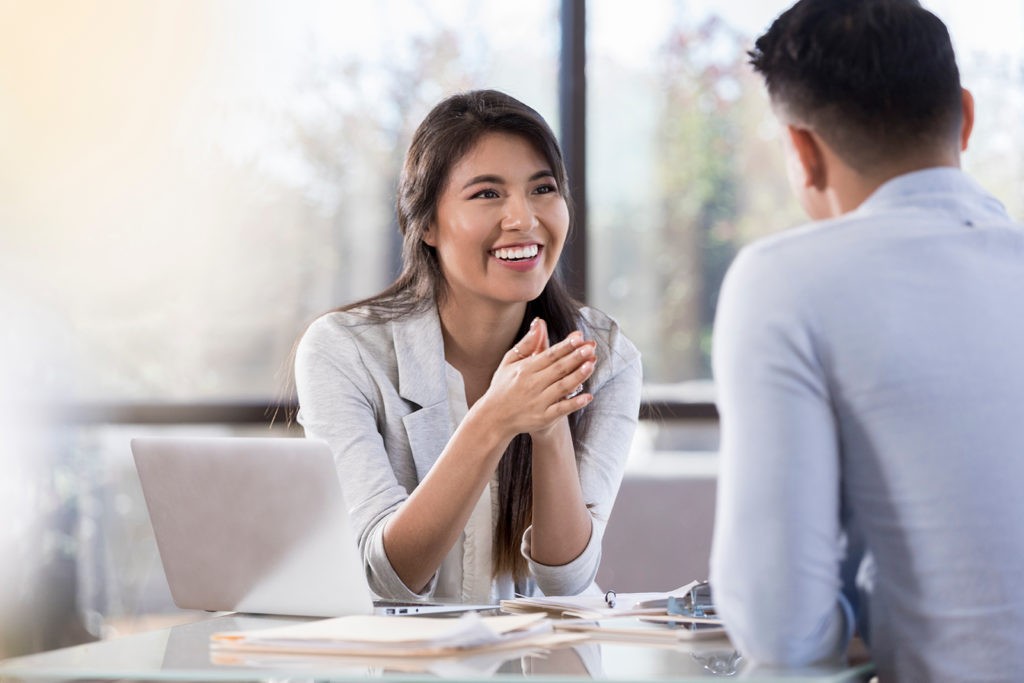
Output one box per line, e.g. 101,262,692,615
422,223,437,247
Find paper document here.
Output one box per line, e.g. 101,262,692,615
210,612,583,658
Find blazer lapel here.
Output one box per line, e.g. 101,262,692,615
393,306,454,483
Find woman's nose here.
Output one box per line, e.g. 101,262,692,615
500,193,538,231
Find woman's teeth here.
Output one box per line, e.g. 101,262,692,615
492,244,539,261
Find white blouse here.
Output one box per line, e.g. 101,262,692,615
437,362,514,603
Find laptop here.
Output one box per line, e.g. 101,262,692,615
131,436,494,617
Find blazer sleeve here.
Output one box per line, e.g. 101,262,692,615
294,315,439,600
521,311,642,595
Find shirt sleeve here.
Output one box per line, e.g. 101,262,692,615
522,313,643,596
709,247,854,665
294,316,437,601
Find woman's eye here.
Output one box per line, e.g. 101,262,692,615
533,184,558,195
471,189,500,199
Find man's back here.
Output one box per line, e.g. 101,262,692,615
712,167,1024,680
710,0,1024,679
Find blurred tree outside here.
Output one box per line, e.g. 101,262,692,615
595,2,1024,385
282,24,481,304
654,17,744,381
592,11,802,384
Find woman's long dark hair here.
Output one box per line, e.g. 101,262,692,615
341,89,587,582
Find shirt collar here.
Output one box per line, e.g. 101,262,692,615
855,167,1011,228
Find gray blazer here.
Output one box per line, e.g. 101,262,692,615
295,303,641,600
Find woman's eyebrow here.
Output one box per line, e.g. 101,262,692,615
462,174,504,190
460,169,556,191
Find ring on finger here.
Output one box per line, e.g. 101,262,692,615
565,383,585,400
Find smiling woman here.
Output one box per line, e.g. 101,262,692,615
426,132,570,311
293,90,642,603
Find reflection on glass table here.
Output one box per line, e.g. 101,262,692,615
0,613,874,682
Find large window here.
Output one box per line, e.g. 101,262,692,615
589,0,1024,385
1,1,559,402
2,1,1021,402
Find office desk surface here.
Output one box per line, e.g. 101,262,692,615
0,613,873,682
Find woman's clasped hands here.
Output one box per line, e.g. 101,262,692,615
477,318,596,441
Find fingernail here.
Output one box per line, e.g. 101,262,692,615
530,317,540,329
579,344,595,358
569,331,583,347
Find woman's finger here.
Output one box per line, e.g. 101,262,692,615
531,330,586,367
541,358,595,404
544,389,594,421
559,359,595,395
533,339,596,387
504,319,542,364
530,318,550,355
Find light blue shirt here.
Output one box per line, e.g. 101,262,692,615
710,168,1024,681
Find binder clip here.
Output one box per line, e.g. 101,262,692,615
665,581,716,628
667,580,714,618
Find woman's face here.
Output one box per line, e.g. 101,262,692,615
425,132,569,311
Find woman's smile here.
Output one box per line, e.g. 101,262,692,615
489,242,543,271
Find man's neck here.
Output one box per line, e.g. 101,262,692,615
827,154,961,218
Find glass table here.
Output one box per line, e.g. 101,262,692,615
0,613,874,682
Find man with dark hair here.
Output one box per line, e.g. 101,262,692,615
709,0,1024,679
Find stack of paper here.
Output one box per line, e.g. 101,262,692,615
210,612,583,659
212,641,567,677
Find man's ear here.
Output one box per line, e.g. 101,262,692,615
959,88,975,152
786,125,827,191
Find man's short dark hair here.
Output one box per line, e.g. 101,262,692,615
749,0,963,172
